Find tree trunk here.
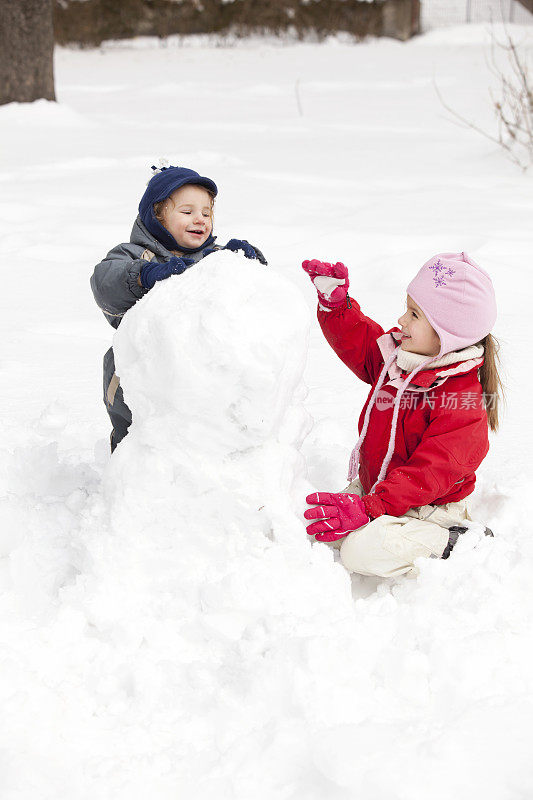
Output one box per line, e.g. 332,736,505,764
0,0,55,105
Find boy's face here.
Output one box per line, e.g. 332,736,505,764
397,295,441,357
161,185,213,249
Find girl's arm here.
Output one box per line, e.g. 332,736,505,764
90,243,149,326
318,298,387,385
362,391,489,519
302,259,385,385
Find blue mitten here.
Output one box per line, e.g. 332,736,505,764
224,239,268,265
140,256,193,290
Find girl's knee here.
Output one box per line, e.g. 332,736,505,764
339,518,447,578
339,527,382,576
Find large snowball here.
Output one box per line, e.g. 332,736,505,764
108,252,317,551
23,252,358,800
114,250,309,456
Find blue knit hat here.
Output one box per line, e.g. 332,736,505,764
138,164,218,251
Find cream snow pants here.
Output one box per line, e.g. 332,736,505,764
336,479,471,578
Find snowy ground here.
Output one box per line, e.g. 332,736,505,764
1,24,533,800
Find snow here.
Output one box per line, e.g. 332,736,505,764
421,0,533,30
1,24,533,799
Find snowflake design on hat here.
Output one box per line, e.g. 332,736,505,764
428,259,455,288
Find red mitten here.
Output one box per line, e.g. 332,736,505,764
302,259,349,310
304,492,370,542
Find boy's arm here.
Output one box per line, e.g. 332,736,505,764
90,243,149,325
317,298,386,385
361,398,489,519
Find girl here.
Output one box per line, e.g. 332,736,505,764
302,253,502,578
91,162,267,451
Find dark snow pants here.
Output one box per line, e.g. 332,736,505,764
103,348,132,452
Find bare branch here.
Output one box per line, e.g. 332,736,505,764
435,24,533,172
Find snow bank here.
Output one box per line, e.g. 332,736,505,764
1,254,533,800
0,98,90,127
3,252,532,800
413,21,533,46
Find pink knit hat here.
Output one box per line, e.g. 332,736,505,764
407,252,497,356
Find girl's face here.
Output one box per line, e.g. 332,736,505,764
397,295,441,357
160,185,213,249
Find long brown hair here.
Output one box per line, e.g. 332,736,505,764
479,334,504,432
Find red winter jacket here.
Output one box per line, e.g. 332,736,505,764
318,298,490,519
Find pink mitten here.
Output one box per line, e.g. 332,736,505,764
304,492,370,542
302,259,349,310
